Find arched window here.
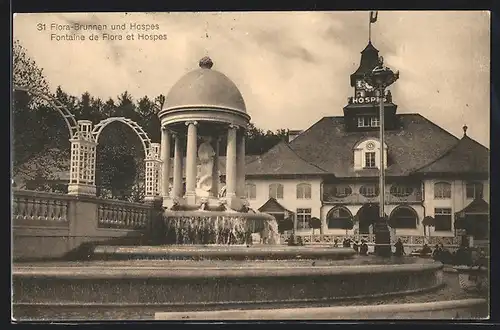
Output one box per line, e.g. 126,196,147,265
466,182,483,199
245,183,256,200
296,183,311,199
269,183,284,199
360,184,379,197
390,185,414,197
327,207,353,229
434,182,452,199
390,207,418,229
333,184,352,198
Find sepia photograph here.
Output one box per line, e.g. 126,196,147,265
11,11,490,321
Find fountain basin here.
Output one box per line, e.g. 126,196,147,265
13,257,444,320
92,245,356,261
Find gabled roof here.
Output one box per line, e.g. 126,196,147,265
413,135,489,175
245,141,328,176
456,198,489,216
288,114,461,177
258,197,294,214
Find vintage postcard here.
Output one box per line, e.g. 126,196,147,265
11,11,490,321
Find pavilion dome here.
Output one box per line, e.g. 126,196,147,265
163,56,247,114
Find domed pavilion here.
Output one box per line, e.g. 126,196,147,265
158,56,250,210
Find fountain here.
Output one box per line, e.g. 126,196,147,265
12,57,486,321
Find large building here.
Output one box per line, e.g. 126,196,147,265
244,41,489,242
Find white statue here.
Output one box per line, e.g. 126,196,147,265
196,136,215,197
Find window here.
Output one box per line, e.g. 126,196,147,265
390,207,418,229
365,152,376,168
434,182,452,199
434,208,452,231
390,185,414,197
245,183,256,200
296,183,312,199
370,117,380,127
296,208,311,230
360,184,379,197
358,116,370,127
327,207,352,229
269,183,284,199
333,184,352,198
466,182,483,199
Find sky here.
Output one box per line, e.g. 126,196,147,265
13,11,490,147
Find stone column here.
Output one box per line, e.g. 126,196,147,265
225,124,238,198
160,127,171,199
237,129,246,198
172,134,183,199
185,121,198,202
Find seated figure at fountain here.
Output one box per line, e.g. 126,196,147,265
196,136,215,198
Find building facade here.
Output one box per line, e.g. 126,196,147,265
244,41,489,244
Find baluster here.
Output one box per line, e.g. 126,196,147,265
102,206,109,225
112,206,119,227
60,200,68,222
97,205,104,225
25,198,35,221
47,200,55,221
131,209,138,228
125,208,131,228
37,199,47,221
13,197,22,221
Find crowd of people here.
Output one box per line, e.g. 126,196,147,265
333,236,488,267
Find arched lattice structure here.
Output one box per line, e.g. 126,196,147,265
13,85,79,139
67,117,160,200
92,117,152,158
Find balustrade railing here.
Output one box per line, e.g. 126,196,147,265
280,232,461,247
12,190,71,226
322,190,423,204
97,201,150,230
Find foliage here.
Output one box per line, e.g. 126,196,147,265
309,217,322,229
278,217,294,233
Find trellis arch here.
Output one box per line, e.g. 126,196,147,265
92,117,152,158
13,85,79,139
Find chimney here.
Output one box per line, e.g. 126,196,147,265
288,130,303,143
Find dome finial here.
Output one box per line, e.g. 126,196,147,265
199,56,213,69
463,124,468,137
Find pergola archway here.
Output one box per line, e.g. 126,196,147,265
68,117,160,200
13,85,79,139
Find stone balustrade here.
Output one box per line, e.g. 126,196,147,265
13,190,72,227
97,201,150,230
12,189,158,260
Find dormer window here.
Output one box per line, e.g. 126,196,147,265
353,138,388,171
365,152,376,168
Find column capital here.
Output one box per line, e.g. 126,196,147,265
185,120,198,126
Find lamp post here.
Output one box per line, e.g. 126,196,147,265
364,56,399,257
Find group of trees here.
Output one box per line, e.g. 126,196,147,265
12,40,290,201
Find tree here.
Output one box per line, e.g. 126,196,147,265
340,217,354,236
12,41,70,187
422,216,435,242
309,217,322,235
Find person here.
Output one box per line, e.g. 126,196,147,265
333,238,338,248
421,244,432,256
394,238,405,257
352,240,359,253
432,244,442,261
359,240,369,256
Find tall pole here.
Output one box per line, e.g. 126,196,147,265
379,86,385,220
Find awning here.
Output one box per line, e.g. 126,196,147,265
455,198,489,218
258,198,295,218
